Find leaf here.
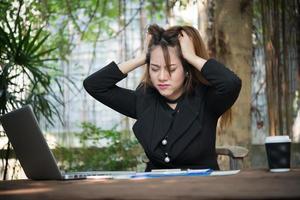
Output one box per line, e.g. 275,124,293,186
0,26,14,54
28,33,51,55
25,27,42,54
4,14,17,51
18,24,32,54
30,47,57,59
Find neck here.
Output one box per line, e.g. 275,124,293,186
163,94,183,104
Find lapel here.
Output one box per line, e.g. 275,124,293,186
168,86,207,159
132,89,172,154
150,85,207,154
133,85,207,161
168,94,203,145
132,99,156,153
150,101,173,151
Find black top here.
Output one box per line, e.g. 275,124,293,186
83,59,242,171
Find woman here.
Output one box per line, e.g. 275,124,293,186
83,24,241,172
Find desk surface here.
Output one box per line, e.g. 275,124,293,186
0,168,300,200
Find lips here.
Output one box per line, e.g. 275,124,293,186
158,84,170,90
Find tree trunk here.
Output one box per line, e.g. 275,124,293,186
204,0,253,167
260,0,299,138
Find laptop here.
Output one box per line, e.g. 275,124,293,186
0,105,134,180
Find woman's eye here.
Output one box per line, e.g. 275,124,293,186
170,68,176,72
151,68,159,72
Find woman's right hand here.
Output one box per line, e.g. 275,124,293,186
140,32,152,63
118,32,151,74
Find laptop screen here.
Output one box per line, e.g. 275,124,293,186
0,105,62,180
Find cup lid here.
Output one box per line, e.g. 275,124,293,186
265,135,291,143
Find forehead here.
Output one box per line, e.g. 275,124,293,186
150,46,180,64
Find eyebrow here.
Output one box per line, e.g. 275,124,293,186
150,63,176,68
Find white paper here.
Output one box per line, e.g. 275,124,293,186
210,170,240,176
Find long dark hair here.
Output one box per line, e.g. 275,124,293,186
140,24,232,129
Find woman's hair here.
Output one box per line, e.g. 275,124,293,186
140,24,232,129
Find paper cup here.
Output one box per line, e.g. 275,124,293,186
265,136,291,172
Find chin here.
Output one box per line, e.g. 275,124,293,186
159,91,172,98
155,87,173,98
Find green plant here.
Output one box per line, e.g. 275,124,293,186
0,2,62,120
0,0,63,180
53,122,144,171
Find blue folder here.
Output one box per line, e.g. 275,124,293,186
130,169,212,179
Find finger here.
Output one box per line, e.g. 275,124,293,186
178,33,184,41
181,31,189,38
178,30,184,38
144,24,150,34
144,33,152,49
146,33,152,42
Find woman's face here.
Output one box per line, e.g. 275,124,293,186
149,46,185,100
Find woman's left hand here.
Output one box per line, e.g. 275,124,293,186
178,30,207,71
178,31,196,62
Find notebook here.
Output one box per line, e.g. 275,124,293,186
0,105,134,180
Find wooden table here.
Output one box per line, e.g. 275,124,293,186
0,168,299,200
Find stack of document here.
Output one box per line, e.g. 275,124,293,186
130,169,212,179
86,169,240,180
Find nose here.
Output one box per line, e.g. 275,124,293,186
158,69,169,81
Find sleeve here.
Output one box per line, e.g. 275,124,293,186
201,59,242,117
83,61,137,119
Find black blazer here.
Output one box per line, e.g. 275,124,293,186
83,59,242,171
